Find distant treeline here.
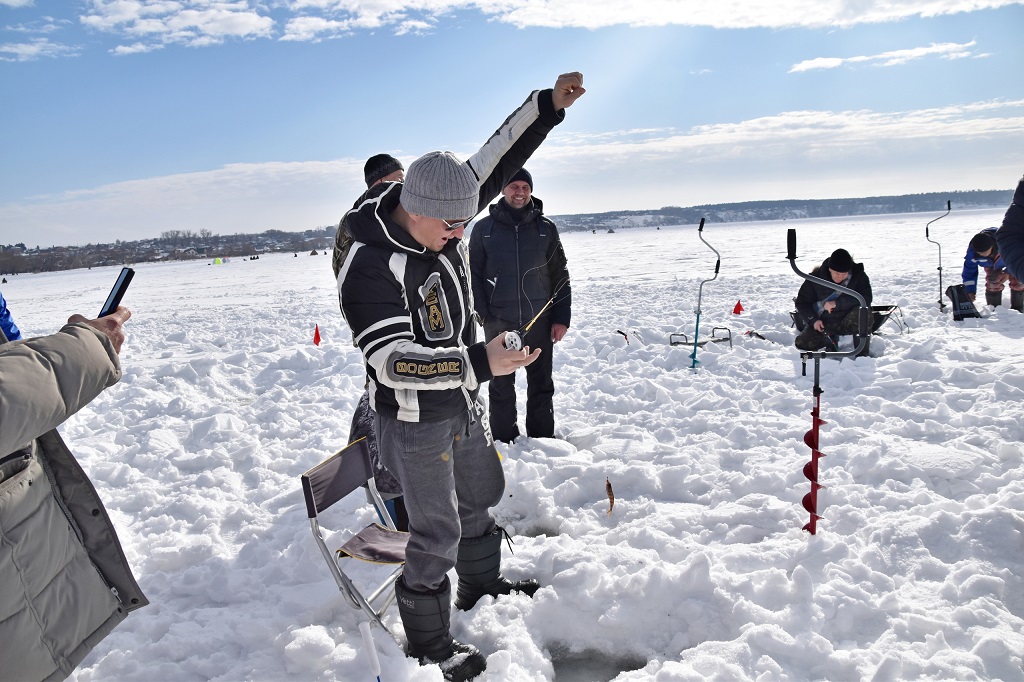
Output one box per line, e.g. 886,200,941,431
1,189,1013,275
0,227,335,275
548,189,1013,232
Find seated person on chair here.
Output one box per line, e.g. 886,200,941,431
962,228,1023,311
793,248,872,353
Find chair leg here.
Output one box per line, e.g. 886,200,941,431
853,335,871,358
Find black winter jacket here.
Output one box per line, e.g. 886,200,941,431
997,175,1024,281
794,256,872,333
468,196,571,328
334,88,563,422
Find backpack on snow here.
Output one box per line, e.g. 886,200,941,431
945,284,981,321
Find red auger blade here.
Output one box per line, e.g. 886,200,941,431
803,460,818,483
801,491,818,515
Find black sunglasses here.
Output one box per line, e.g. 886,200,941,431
442,217,472,231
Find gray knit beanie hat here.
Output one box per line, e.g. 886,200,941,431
400,151,479,220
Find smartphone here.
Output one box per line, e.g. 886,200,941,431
99,267,135,317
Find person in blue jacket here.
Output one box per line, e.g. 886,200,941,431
0,291,22,342
996,174,1024,285
962,226,1023,310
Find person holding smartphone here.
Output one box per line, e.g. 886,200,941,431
0,305,148,680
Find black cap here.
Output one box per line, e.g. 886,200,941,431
828,248,854,273
364,154,404,188
505,168,533,191
970,231,997,256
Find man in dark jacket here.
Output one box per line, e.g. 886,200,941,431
468,169,571,443
996,173,1024,284
961,227,1023,310
334,72,584,681
794,248,872,353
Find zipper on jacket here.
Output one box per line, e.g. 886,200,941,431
515,224,523,326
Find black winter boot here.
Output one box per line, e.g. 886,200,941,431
985,290,1003,307
1012,290,1023,312
455,528,540,611
395,575,486,682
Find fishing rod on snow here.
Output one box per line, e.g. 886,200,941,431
788,228,871,535
925,200,951,311
503,277,571,350
691,218,719,369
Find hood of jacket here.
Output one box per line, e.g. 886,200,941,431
344,182,458,260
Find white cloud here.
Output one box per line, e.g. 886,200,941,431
111,40,163,54
790,41,981,73
0,37,78,61
81,0,273,49
66,0,1024,51
0,0,35,7
279,15,351,41
3,99,1022,245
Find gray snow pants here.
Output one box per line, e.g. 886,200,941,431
374,410,505,592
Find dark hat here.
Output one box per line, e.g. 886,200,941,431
970,231,997,255
505,168,533,191
364,153,404,188
828,248,854,273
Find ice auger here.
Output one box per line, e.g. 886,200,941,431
787,228,870,534
925,200,951,311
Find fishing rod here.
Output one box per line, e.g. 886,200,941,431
503,277,571,350
925,200,951,310
690,217,718,369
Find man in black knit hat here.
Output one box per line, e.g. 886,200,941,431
363,153,404,187
794,248,873,354
961,227,1023,310
469,168,572,443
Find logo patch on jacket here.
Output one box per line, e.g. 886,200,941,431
418,273,453,341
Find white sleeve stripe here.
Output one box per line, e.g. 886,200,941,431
355,317,410,345
364,331,414,359
467,90,540,188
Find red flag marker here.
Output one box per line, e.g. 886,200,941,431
313,324,321,346
733,300,744,314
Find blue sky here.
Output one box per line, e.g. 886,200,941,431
1,1,1023,248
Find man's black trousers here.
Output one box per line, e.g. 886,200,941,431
483,317,555,442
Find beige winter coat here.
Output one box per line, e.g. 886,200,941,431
0,322,148,681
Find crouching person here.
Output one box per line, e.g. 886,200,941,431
333,73,585,680
793,248,873,355
0,307,148,681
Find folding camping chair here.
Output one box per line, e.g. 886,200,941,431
869,305,908,335
789,304,908,335
300,437,409,634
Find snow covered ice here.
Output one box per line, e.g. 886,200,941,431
6,207,1023,681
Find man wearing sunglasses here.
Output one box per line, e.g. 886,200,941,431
333,72,584,681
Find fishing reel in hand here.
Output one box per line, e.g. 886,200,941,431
503,330,523,351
